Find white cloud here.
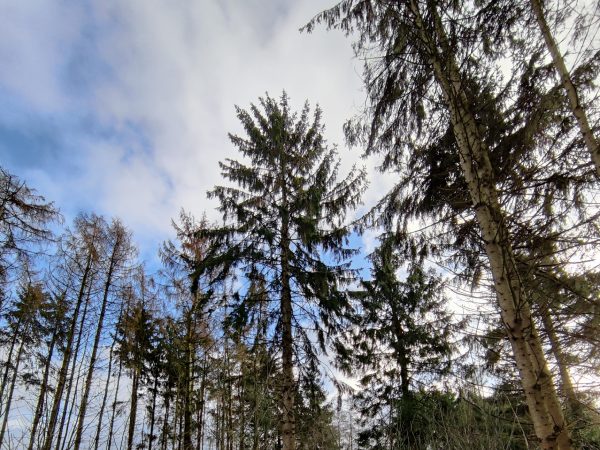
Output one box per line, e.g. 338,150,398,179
1,0,395,261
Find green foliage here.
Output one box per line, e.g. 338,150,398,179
197,90,366,370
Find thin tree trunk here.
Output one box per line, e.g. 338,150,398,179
57,280,94,450
530,0,600,176
28,325,58,450
197,362,207,450
74,238,120,450
93,313,120,450
239,367,246,450
127,369,140,450
390,302,410,398
0,321,20,410
0,338,25,447
184,314,194,450
541,310,580,415
279,156,295,450
148,374,159,450
161,393,171,450
409,1,571,448
173,386,181,450
42,253,93,450
107,357,124,450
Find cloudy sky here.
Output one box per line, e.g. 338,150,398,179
1,0,393,265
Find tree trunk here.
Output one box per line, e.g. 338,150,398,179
390,302,410,398
196,362,207,450
148,374,159,450
161,392,171,450
530,0,600,177
541,309,580,415
184,314,194,450
57,280,94,450
28,325,58,450
279,154,295,450
42,253,93,450
74,238,119,450
93,312,120,450
0,337,25,447
127,369,140,450
107,357,123,450
408,1,571,448
0,321,20,410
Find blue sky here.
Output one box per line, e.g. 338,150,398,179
0,0,392,267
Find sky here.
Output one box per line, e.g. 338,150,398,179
0,0,392,267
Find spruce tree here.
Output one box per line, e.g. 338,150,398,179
197,92,365,450
304,2,594,447
339,238,453,449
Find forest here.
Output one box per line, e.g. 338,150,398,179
1,0,600,449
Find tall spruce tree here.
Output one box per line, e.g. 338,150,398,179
197,92,365,450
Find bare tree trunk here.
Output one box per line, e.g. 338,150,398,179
239,366,246,450
196,361,207,450
184,314,194,450
57,281,94,450
107,357,123,450
407,1,571,448
42,254,93,450
74,235,121,450
0,338,25,447
0,324,19,408
127,368,140,450
93,312,120,450
28,324,58,450
541,310,580,414
530,0,600,176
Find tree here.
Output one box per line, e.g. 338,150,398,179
338,238,454,449
116,272,159,450
0,281,48,447
197,92,366,450
306,2,579,448
0,166,59,302
41,214,105,450
73,219,135,450
528,0,600,176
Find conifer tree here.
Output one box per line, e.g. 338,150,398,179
0,166,59,302
338,238,453,449
73,219,135,450
197,92,365,450
305,2,584,448
0,281,48,447
528,0,600,176
41,214,105,450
